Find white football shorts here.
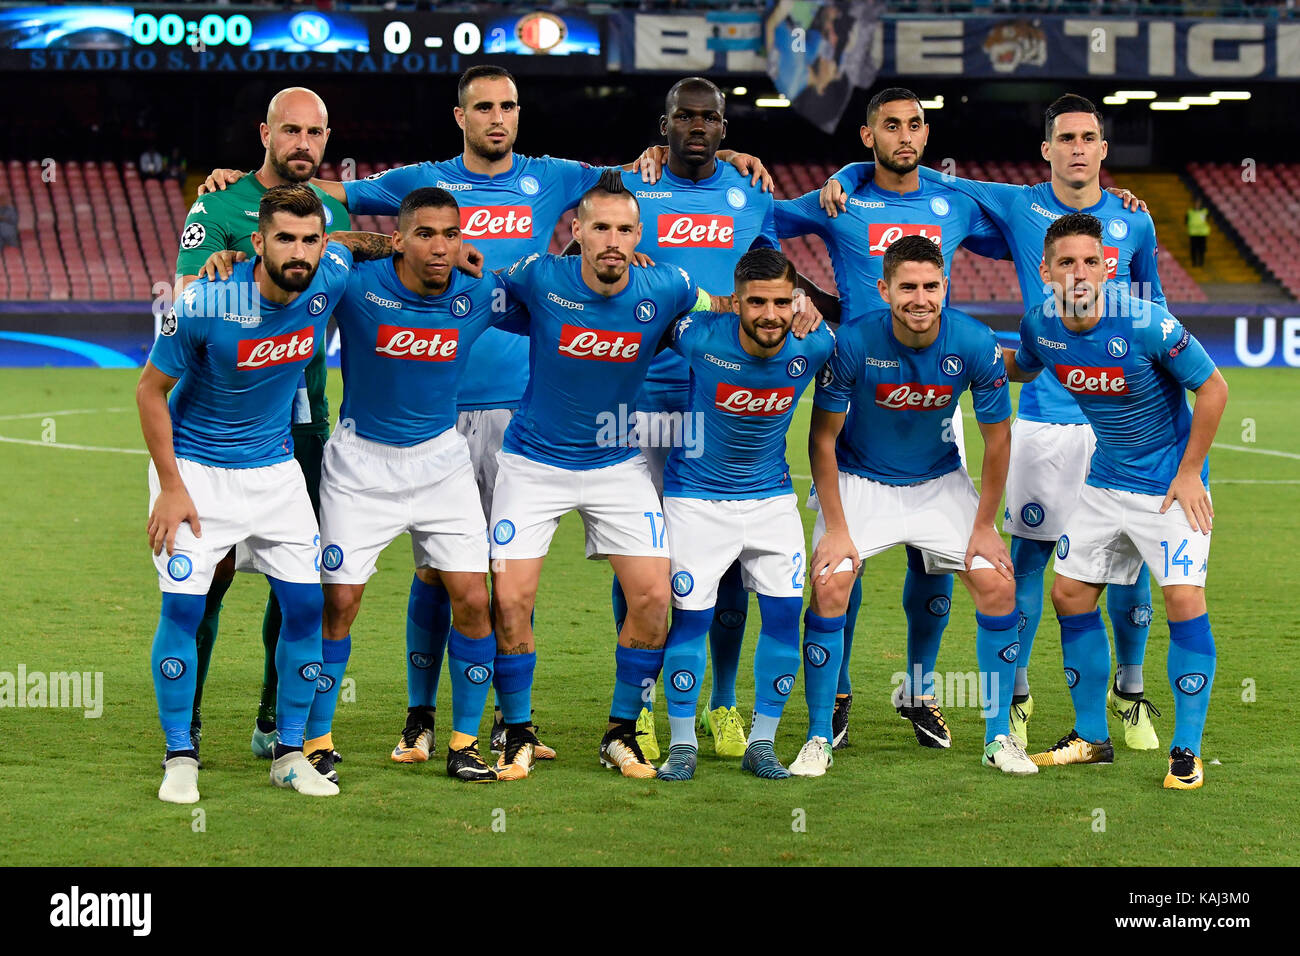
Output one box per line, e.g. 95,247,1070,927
662,494,806,610
489,451,668,561
317,425,489,584
456,407,515,520
633,409,688,500
1002,419,1096,540
812,468,995,575
1054,483,1211,588
148,457,319,595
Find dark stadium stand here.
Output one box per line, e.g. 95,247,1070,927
1188,162,1300,299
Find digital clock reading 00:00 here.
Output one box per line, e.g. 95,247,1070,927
131,13,252,48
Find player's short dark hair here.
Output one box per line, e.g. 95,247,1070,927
577,168,639,221
734,248,796,291
1044,212,1104,260
398,187,460,230
866,87,923,126
882,235,944,282
258,184,325,233
665,76,725,116
457,65,517,107
1045,94,1103,141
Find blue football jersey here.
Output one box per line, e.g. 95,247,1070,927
664,311,834,500
626,164,779,413
498,253,702,469
775,175,1008,322
333,258,525,446
1015,287,1215,497
832,163,1167,426
149,245,353,468
814,306,1012,485
343,154,613,410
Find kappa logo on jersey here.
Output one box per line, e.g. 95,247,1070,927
1107,336,1129,359
409,652,433,669
166,554,192,581
557,325,641,362
299,662,322,682
670,670,696,692
715,383,795,416
1176,672,1208,695
868,223,941,254
159,657,186,680
180,222,206,249
1021,502,1045,528
1056,365,1128,395
787,357,807,378
998,641,1021,664
634,299,656,323
461,205,533,239
875,383,954,410
375,325,459,361
308,294,329,316
1064,666,1079,688
804,643,829,667
321,544,344,571
671,571,694,597
657,213,734,247
465,664,492,685
493,519,515,545
941,354,964,377
773,674,795,696
236,326,314,370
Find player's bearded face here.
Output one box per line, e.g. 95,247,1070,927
459,77,520,162
263,113,328,183
394,207,460,294
737,278,795,350
1044,235,1107,318
882,261,946,338
1043,113,1106,189
864,101,928,175
577,196,641,285
257,214,324,293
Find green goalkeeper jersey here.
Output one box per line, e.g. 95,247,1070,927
174,173,351,431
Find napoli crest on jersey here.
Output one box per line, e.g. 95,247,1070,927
493,519,516,545
773,674,795,696
167,554,192,581
804,643,829,667
180,222,206,249
1064,666,1079,688
635,299,657,323
671,571,694,597
519,174,540,196
321,544,344,571
1176,672,1208,695
308,293,329,316
1021,502,1045,528
1107,218,1129,240
299,662,322,682
1056,535,1070,560
465,664,492,685
929,196,951,218
726,186,747,210
999,641,1021,664
159,657,186,680
1107,336,1129,359
941,354,964,377
452,294,472,317
671,670,696,692
787,356,808,378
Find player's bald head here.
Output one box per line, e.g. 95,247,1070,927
665,77,724,116
267,87,329,128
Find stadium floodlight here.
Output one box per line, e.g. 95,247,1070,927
1210,91,1251,100
1180,96,1220,106
1114,90,1158,99
732,86,748,96
919,99,943,109
1102,96,1128,105
1150,101,1190,111
755,95,791,108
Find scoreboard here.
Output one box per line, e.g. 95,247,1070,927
0,5,604,74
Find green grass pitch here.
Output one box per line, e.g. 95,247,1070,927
0,367,1296,866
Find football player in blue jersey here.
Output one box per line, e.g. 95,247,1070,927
775,88,1011,754
823,95,1162,753
141,185,391,802
653,248,836,781
808,235,1038,775
1003,214,1226,788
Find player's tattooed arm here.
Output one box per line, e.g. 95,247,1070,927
967,417,1014,579
326,231,393,262
137,362,201,556
808,407,860,578
1164,369,1228,533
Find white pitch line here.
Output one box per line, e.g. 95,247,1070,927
0,406,130,422
0,435,146,455
1212,442,1300,461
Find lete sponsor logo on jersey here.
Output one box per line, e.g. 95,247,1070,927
375,325,459,361
461,206,533,239
657,214,734,247
236,326,314,369
1055,364,1128,394
557,324,641,362
874,382,954,409
715,383,795,416
868,224,942,254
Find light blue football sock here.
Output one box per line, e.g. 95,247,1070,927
664,608,712,746
1109,573,1153,693
751,595,802,736
1010,535,1054,698
708,561,748,710
612,645,664,722
803,610,845,741
976,609,1021,743
268,578,325,750
493,651,535,726
151,592,205,753
902,546,951,697
1168,613,1216,754
305,635,350,741
406,575,450,709
447,629,496,737
838,574,864,696
1059,609,1112,743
